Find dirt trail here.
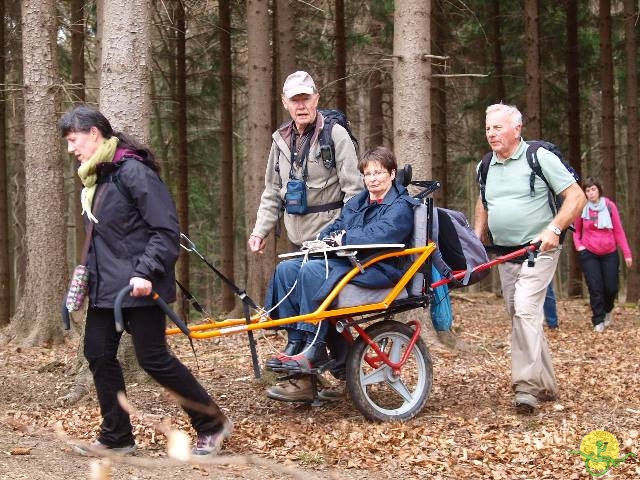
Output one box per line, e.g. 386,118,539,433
1,295,639,479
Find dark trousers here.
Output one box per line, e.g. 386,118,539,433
543,283,558,328
578,250,619,325
326,326,348,380
84,306,225,447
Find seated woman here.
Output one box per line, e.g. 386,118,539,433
263,146,418,383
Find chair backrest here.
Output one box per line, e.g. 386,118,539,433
408,202,428,296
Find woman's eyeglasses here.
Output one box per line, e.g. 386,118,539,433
363,170,388,179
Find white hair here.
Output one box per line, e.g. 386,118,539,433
486,103,522,127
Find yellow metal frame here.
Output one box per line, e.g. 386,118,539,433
166,242,437,339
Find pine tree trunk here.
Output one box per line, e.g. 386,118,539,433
7,0,65,346
245,0,274,302
566,0,583,297
5,0,25,313
0,0,9,326
599,0,616,200
218,0,235,312
524,0,541,138
491,0,505,103
335,0,347,113
393,0,431,181
430,0,447,206
623,0,639,301
98,0,150,141
274,1,296,123
175,0,190,321
367,10,384,150
70,0,86,265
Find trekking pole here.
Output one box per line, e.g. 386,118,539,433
180,233,262,379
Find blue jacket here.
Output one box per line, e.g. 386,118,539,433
312,182,418,301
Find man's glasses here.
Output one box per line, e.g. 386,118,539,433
363,170,388,179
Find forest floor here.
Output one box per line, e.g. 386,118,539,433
1,293,640,480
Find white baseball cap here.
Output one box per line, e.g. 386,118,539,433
282,71,317,98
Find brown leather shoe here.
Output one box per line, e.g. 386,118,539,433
266,376,314,402
318,382,346,402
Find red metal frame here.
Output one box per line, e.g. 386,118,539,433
349,319,422,376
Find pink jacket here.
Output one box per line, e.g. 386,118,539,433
573,197,632,259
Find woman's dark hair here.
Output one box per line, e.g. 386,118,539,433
358,146,397,174
583,176,603,196
59,104,159,171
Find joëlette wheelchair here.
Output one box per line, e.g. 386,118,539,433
100,176,536,423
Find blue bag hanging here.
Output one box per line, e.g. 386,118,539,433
430,265,453,331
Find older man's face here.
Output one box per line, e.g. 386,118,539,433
485,110,521,159
282,93,319,132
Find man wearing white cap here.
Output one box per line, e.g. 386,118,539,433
248,70,362,402
249,70,361,252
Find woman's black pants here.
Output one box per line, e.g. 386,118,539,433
84,306,225,447
578,250,619,326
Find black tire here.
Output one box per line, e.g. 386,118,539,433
346,320,432,422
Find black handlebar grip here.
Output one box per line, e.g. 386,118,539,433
61,299,71,330
114,285,134,332
114,285,191,336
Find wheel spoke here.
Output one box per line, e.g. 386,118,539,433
388,337,405,363
386,377,413,403
360,365,388,386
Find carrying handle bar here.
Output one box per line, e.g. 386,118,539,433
431,242,541,289
114,285,191,336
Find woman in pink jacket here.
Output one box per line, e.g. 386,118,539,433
574,177,633,332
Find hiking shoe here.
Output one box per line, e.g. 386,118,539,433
192,418,233,456
594,322,605,333
604,312,613,327
514,392,537,414
266,376,314,402
74,440,136,456
318,382,346,402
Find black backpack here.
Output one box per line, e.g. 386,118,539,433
477,139,579,216
317,108,359,169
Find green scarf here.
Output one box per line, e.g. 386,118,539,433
77,136,119,223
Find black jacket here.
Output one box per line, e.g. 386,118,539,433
86,154,179,308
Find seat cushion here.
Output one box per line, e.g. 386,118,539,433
336,284,408,308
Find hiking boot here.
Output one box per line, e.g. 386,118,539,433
594,322,605,333
73,440,137,456
318,381,346,402
265,339,305,370
281,342,330,372
266,376,314,402
514,392,537,414
192,418,233,456
604,312,613,327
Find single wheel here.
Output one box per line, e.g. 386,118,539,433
346,320,432,422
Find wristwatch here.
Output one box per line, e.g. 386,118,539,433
547,223,562,236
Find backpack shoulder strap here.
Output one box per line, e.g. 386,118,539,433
318,109,337,170
525,141,553,196
477,152,493,209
